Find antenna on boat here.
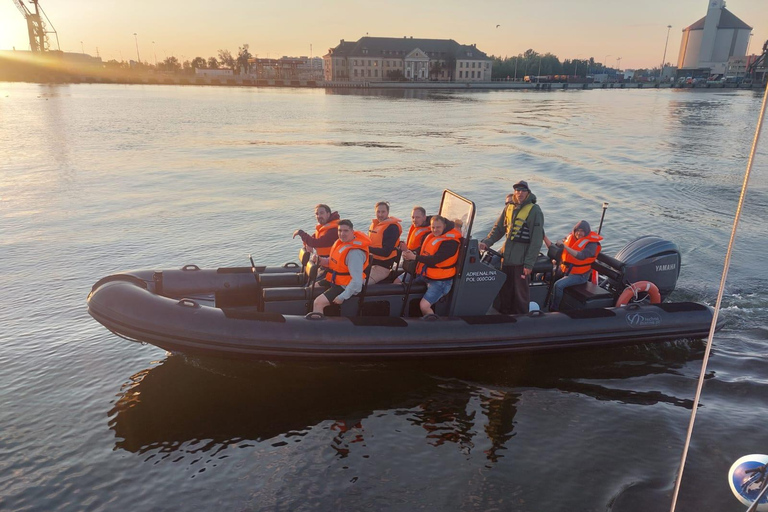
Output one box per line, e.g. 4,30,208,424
597,202,608,234
669,82,768,512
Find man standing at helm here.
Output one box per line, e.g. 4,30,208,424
479,180,545,314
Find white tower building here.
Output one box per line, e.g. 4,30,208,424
677,0,752,74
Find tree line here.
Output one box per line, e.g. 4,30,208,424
490,49,662,79
104,44,254,74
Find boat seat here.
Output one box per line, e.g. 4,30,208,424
262,285,328,302
363,282,427,297
564,281,614,302
532,253,554,274
262,258,325,303
257,248,311,288
258,272,305,288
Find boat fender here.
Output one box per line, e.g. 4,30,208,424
305,312,326,320
177,298,200,308
616,281,661,307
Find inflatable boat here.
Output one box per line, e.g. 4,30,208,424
88,190,722,360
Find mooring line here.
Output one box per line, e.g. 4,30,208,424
669,84,768,512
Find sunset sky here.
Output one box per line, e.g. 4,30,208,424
1,0,765,69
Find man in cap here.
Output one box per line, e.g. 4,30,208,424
478,180,545,314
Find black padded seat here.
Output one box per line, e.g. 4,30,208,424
258,272,304,288
363,282,427,297
532,254,554,274
262,284,328,302
565,281,614,302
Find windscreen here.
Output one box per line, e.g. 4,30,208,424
438,190,475,239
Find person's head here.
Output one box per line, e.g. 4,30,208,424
411,206,427,227
430,215,447,237
375,201,390,221
338,219,354,242
315,204,331,225
572,220,590,240
511,180,530,204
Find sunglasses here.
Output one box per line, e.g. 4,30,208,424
513,188,527,192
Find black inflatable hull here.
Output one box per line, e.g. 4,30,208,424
87,269,723,361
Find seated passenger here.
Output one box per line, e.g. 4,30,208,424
401,215,462,316
313,220,370,314
543,220,603,311
394,206,431,284
368,201,403,284
293,203,340,258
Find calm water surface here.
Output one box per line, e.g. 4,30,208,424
1,82,767,511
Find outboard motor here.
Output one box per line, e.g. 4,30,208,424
609,235,681,300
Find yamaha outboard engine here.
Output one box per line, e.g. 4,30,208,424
606,235,681,300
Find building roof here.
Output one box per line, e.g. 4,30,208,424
326,36,490,60
684,7,752,31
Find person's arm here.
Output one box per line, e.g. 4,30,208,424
294,227,338,249
523,206,545,271
336,250,366,301
566,242,598,261
480,208,507,249
369,224,400,257
415,240,459,267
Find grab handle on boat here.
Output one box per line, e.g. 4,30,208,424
528,309,545,317
177,298,200,308
181,264,200,271
422,313,440,322
282,262,300,269
305,312,325,320
625,303,641,311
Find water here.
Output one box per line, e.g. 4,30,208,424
1,82,767,511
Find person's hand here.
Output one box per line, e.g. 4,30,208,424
292,229,303,239
399,241,406,252
310,253,318,264
543,235,551,248
333,296,344,305
478,242,488,251
402,250,416,261
523,268,532,277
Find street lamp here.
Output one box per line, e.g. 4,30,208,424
660,25,672,80
603,54,611,70
616,57,622,70
537,54,542,80
573,54,582,77
133,33,141,63
80,41,84,54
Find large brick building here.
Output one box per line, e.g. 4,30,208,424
324,36,492,82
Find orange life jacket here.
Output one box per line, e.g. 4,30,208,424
368,217,402,262
326,231,371,286
405,223,431,252
561,231,602,275
416,228,462,280
313,219,340,257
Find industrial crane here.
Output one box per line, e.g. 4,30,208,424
12,0,59,53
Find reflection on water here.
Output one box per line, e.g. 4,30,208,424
109,341,704,466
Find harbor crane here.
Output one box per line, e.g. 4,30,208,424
747,40,768,84
11,0,59,52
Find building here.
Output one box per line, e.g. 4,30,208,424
194,68,233,77
323,36,492,82
677,0,752,75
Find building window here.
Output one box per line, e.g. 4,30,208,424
374,61,378,67
368,60,371,66
368,69,371,77
354,69,358,77
472,62,476,68
375,69,378,77
471,71,475,78
459,71,462,78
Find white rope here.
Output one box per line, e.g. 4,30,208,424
669,84,768,512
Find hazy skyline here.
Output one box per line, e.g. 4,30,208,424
1,0,765,69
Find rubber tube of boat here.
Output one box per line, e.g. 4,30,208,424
598,202,609,235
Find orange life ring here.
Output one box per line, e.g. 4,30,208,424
616,281,661,307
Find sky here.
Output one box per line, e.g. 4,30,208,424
0,0,765,69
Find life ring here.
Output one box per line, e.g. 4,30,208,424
616,281,661,307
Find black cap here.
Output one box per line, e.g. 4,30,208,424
513,180,530,192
